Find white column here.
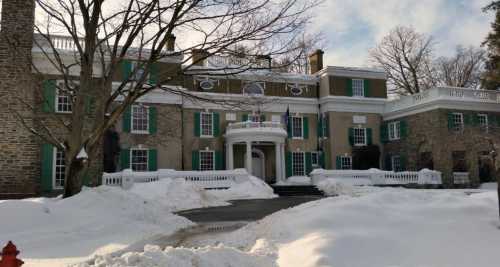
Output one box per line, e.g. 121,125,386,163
246,141,252,174
226,142,234,170
275,142,282,182
280,143,286,181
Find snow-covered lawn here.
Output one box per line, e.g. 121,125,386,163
0,177,275,267
84,186,500,267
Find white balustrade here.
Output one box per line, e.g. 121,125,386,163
206,54,270,68
33,33,85,52
226,121,285,131
310,168,442,186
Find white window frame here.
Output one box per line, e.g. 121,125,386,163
391,155,402,172
340,156,352,170
55,81,73,114
353,127,367,146
199,150,215,171
52,148,66,190
452,113,464,132
388,121,401,141
131,105,150,134
478,114,489,132
130,148,149,171
352,79,365,97
311,152,319,168
291,116,304,139
200,112,214,138
292,152,306,176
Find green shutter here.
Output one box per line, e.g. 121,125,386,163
400,154,407,171
317,115,323,138
336,156,341,169
348,128,354,146
319,152,326,168
215,151,224,170
149,106,157,134
192,150,200,170
364,79,370,97
149,63,159,85
213,112,220,137
120,149,130,170
380,123,389,143
41,144,54,192
346,78,353,96
400,120,408,138
121,59,132,81
286,152,292,177
122,106,131,133
148,149,158,171
472,114,480,126
260,114,266,122
242,114,248,122
464,113,472,125
287,118,292,138
85,96,96,115
303,117,309,139
447,113,455,130
305,152,312,175
367,128,373,145
194,112,201,137
42,80,56,113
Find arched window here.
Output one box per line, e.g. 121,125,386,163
243,81,265,96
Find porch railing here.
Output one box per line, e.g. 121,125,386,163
310,168,442,186
102,168,249,189
226,121,285,131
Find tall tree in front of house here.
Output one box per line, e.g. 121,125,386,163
482,1,500,90
6,0,321,197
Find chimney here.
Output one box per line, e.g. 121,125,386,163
191,49,209,66
309,49,324,74
166,34,176,51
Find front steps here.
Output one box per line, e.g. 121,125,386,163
271,185,324,196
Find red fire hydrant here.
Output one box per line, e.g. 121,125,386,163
0,241,24,267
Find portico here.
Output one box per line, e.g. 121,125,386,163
225,121,287,183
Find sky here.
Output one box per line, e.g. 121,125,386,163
310,0,495,67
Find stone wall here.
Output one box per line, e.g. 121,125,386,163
0,0,38,198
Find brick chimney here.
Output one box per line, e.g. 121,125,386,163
309,49,324,74
191,49,209,66
166,34,176,51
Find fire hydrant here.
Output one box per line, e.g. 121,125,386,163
0,241,24,267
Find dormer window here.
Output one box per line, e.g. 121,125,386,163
243,81,265,96
352,79,364,97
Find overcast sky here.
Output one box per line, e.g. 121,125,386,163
310,0,495,67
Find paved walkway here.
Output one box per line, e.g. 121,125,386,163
175,196,322,223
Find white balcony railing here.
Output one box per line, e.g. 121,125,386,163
33,33,85,52
206,54,271,69
226,121,285,131
102,169,249,190
310,168,442,186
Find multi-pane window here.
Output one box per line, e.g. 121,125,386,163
352,79,364,97
340,156,352,170
200,151,215,171
291,116,303,138
54,149,66,189
391,155,402,172
353,128,367,146
311,152,319,167
292,152,305,176
388,121,401,141
132,105,149,133
200,112,213,137
131,149,148,171
478,114,488,132
56,86,73,113
452,113,464,132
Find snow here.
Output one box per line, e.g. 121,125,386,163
275,176,311,185
90,188,500,267
480,182,498,190
207,176,277,200
76,147,88,159
315,179,355,196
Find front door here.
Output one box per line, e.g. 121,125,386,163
252,152,263,179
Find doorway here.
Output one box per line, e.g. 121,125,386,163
245,149,265,180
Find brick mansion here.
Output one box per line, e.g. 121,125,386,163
1,0,500,198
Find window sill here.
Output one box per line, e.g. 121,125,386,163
131,131,150,135
291,137,304,140
200,135,215,138
353,144,367,147
55,111,72,114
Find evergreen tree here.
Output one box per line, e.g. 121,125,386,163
482,1,500,90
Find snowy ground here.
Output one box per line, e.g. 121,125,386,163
0,177,275,267
82,186,500,267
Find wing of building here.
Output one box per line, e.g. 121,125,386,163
1,0,500,198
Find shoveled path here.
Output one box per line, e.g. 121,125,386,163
175,196,322,223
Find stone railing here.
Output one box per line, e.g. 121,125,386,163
385,87,500,113
226,121,285,131
453,172,470,184
310,168,442,186
102,168,249,189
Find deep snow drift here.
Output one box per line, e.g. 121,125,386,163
83,187,500,267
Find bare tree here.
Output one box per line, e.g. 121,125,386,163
433,46,486,89
5,0,321,197
369,26,435,95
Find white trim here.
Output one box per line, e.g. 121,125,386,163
388,121,401,141
352,79,365,97
353,127,367,147
200,112,214,138
291,151,306,176
311,151,320,167
130,105,150,134
318,66,387,80
291,116,304,139
130,148,149,171
340,155,353,170
52,147,64,190
199,150,215,171
320,95,386,114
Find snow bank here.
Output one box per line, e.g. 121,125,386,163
0,186,193,267
316,179,355,196
275,176,311,185
207,176,277,200
480,182,498,190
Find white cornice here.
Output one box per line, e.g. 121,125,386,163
319,96,387,114
317,66,387,80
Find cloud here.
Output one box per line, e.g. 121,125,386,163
311,0,494,67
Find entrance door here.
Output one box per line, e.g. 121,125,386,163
245,149,265,179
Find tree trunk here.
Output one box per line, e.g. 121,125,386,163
63,158,86,198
